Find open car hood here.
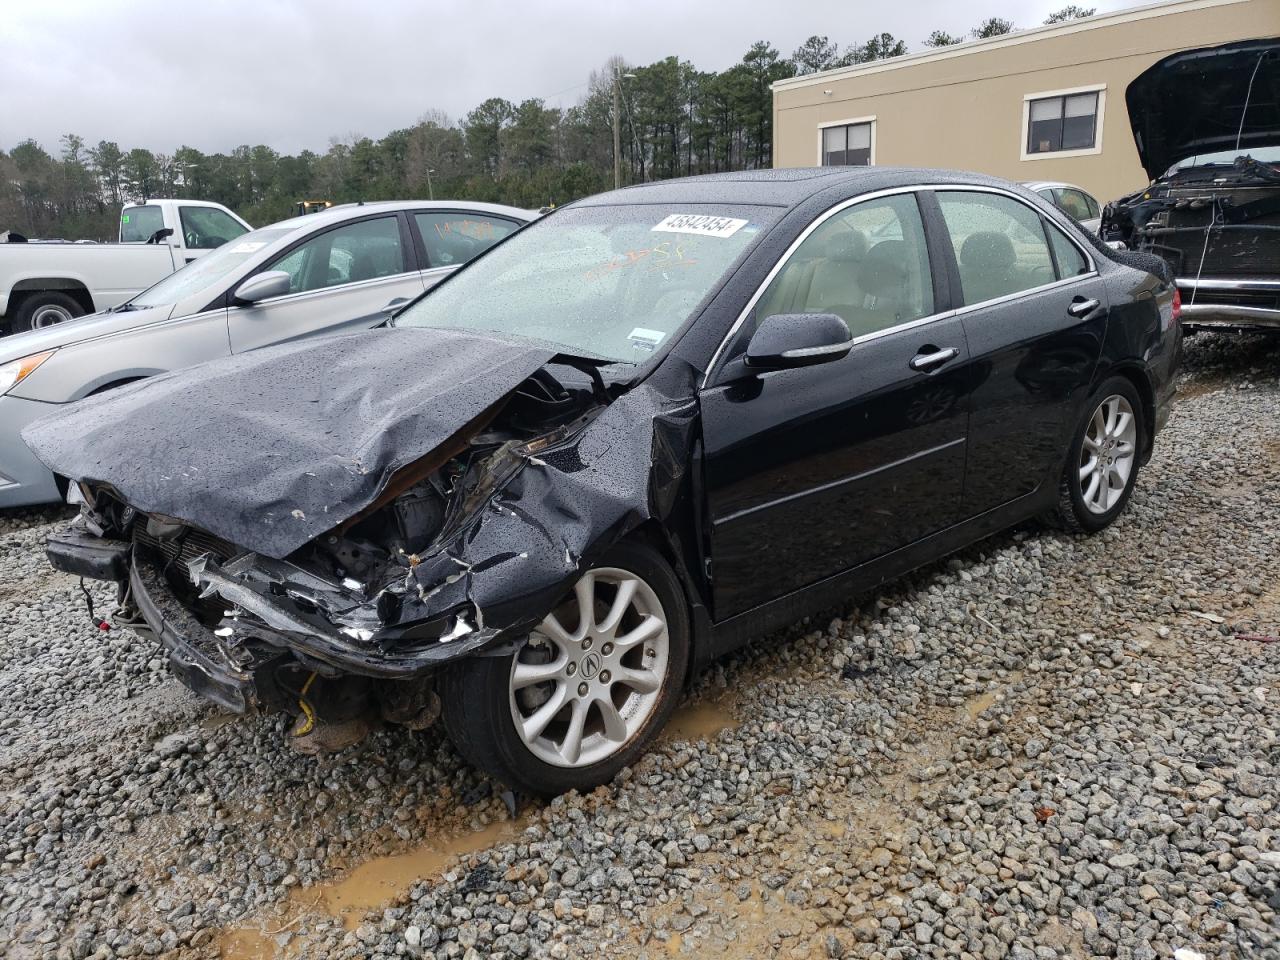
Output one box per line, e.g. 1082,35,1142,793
22,328,555,558
1126,37,1280,181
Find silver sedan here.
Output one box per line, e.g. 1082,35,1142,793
1021,181,1102,234
0,200,535,507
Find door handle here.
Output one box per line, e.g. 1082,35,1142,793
1067,297,1100,318
381,297,410,314
909,346,959,372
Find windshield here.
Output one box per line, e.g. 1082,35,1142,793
129,227,294,308
1166,145,1280,174
395,203,778,363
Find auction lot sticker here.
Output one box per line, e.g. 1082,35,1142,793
652,214,748,238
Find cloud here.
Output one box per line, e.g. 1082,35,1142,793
0,0,1123,155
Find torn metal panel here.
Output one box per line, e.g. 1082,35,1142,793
124,364,705,686
22,327,555,559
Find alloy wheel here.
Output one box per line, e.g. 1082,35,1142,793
509,567,670,768
1078,394,1137,515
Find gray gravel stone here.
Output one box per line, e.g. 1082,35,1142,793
1,332,1278,959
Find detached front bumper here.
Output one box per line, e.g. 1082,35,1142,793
45,526,505,713
1177,278,1280,331
46,528,270,713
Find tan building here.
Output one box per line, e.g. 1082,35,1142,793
771,0,1280,203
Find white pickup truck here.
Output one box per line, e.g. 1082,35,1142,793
0,199,251,334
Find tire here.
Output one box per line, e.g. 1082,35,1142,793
12,292,83,332
440,540,690,797
1056,375,1145,533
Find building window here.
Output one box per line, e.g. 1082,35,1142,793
821,121,873,166
1026,91,1100,155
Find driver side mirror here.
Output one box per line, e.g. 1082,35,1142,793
745,313,854,371
233,270,292,304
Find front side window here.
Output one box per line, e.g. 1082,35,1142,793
415,212,521,267
120,205,165,243
821,122,873,166
396,203,780,365
1027,91,1099,154
937,192,1057,305
266,216,405,295
179,206,248,250
751,193,933,340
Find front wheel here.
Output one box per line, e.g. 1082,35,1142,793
1056,376,1145,533
440,541,690,797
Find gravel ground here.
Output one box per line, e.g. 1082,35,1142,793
2,331,1278,960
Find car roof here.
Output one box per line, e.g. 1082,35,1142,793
572,167,1047,210
257,200,536,238
122,199,232,209
272,198,532,230
1019,180,1094,195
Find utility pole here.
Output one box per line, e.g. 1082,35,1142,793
425,167,436,201
613,71,622,190
612,66,637,190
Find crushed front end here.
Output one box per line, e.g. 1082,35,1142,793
44,360,611,748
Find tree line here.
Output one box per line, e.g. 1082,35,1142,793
0,8,1093,240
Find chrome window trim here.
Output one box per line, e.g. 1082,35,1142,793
950,271,1098,318
701,182,1097,389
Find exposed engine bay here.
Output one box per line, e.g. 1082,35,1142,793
1103,157,1280,270
1101,37,1280,330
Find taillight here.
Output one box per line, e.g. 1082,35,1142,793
1171,287,1182,326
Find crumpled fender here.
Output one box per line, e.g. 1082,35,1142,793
396,364,702,654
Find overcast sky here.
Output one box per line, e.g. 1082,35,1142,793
2,0,1129,156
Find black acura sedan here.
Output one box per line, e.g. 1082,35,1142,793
29,168,1180,797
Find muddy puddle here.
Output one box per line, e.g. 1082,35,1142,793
218,812,528,956
219,694,742,953
304,817,523,926
219,927,288,960
664,694,740,742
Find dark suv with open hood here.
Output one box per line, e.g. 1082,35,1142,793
1101,37,1280,332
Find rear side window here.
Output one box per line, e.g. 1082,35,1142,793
120,205,165,243
415,213,520,267
1046,222,1089,278
937,192,1057,306
179,206,248,250
1053,188,1097,223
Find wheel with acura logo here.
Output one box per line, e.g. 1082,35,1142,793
1057,375,1146,533
440,540,690,797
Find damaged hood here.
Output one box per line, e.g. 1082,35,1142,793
23,328,554,558
1126,37,1280,181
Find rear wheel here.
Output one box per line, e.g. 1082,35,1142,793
1056,376,1144,533
12,291,84,332
440,541,689,797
